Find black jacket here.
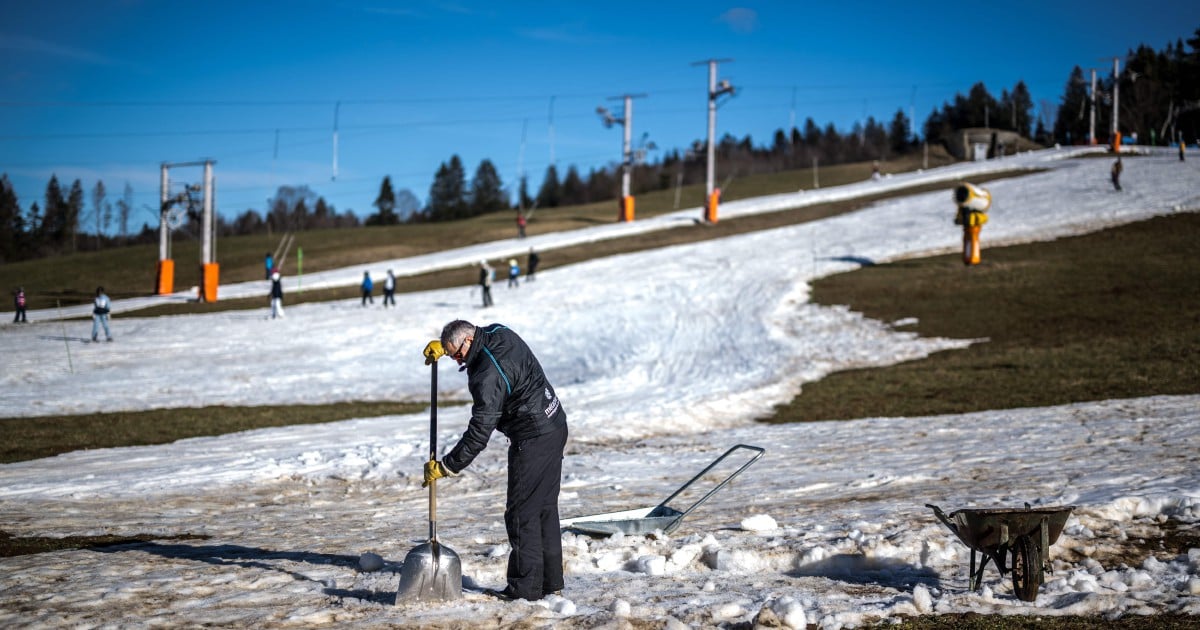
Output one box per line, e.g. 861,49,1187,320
443,324,566,473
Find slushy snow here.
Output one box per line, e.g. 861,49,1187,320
1,146,1199,628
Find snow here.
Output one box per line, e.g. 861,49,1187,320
1,147,1199,628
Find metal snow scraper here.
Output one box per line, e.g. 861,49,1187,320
397,361,462,603
560,444,764,537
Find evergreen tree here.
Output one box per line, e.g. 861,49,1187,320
427,155,467,221
585,167,614,203
27,202,43,255
41,175,66,251
65,179,84,252
0,174,21,261
535,164,560,209
1053,66,1090,145
803,118,822,146
560,165,585,205
1010,81,1035,137
888,109,912,155
517,176,533,211
923,106,948,146
965,83,998,128
771,129,790,158
862,116,888,159
469,159,506,215
368,175,399,225
313,197,331,228
293,199,310,229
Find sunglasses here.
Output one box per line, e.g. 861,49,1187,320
447,338,470,361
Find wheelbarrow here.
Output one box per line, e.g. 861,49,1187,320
561,444,764,537
926,502,1074,601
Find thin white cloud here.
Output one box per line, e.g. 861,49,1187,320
0,33,118,66
363,7,422,17
516,22,615,45
718,7,758,34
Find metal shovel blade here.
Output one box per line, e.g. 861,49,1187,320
397,541,462,602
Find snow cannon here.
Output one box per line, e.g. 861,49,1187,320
953,183,992,212
953,183,991,266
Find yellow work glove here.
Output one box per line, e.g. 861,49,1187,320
423,340,444,365
423,460,453,487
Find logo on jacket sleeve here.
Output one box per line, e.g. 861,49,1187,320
544,387,560,418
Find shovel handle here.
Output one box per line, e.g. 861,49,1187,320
429,361,439,540
430,361,438,456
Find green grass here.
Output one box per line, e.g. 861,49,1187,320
768,212,1200,422
2,150,957,313
0,401,431,464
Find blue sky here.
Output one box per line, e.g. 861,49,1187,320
2,0,1197,228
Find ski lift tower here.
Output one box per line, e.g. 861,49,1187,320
157,159,218,301
597,93,646,222
691,58,736,223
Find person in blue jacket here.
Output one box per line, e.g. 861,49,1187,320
361,271,374,306
422,321,568,602
507,258,520,288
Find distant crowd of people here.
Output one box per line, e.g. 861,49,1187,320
260,247,543,319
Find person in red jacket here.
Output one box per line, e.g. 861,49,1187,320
12,286,27,323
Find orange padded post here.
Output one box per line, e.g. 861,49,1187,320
1113,131,1122,153
201,263,220,302
618,196,635,222
705,188,721,224
963,225,982,265
156,259,175,295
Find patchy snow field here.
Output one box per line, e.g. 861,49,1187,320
1,147,1199,628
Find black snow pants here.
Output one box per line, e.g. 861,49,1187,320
505,421,567,600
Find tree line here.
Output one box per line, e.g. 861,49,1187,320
3,27,1197,264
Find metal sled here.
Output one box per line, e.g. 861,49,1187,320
561,444,764,537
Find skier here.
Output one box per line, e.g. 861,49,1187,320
383,269,396,307
264,252,274,280
422,320,568,602
361,271,374,306
92,286,112,342
478,260,494,308
526,249,540,282
1111,157,1123,192
516,212,527,238
269,269,285,319
507,258,520,288
12,286,27,323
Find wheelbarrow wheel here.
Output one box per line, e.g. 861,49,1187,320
1010,535,1042,602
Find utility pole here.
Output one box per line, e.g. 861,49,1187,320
1111,57,1121,150
548,96,556,167
332,101,340,181
517,118,527,213
1089,68,1097,145
692,58,735,223
597,93,646,221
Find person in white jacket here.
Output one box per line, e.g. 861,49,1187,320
92,286,112,342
